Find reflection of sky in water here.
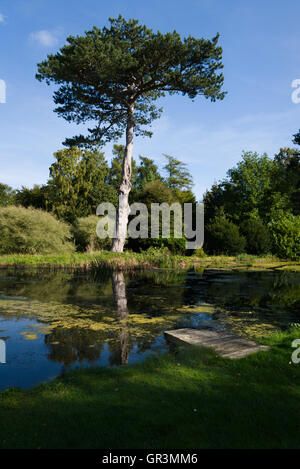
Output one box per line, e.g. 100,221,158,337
0,268,299,390
0,317,167,390
0,318,62,390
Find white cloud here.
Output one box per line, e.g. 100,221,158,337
0,14,6,23
30,29,60,47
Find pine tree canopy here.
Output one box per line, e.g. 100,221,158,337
36,15,226,148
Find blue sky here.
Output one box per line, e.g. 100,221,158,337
1,0,300,199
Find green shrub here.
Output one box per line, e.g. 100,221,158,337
141,247,176,268
268,211,300,260
71,215,111,252
193,247,206,258
128,236,187,255
240,218,270,255
0,206,74,254
205,213,246,255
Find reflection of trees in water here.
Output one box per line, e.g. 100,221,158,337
109,272,131,366
3,267,300,368
268,272,300,311
126,269,186,287
182,270,300,327
0,268,114,307
210,272,300,316
2,268,300,318
108,271,189,363
45,327,105,368
44,272,132,368
182,270,297,309
125,270,186,316
43,270,187,368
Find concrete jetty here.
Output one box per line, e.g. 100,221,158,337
164,328,270,359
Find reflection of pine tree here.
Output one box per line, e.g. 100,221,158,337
110,272,131,366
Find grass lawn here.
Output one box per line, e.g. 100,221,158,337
0,328,299,449
0,251,300,271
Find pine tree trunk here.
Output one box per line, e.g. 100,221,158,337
111,104,134,252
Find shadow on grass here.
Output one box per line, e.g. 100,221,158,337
0,337,299,449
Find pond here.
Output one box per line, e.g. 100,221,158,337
0,267,299,390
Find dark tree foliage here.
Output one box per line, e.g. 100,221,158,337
15,185,49,210
127,180,185,254
203,147,300,256
0,183,15,206
203,151,282,224
293,129,300,146
240,218,271,255
136,156,162,190
205,210,246,255
273,148,300,216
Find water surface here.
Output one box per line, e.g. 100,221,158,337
0,268,299,390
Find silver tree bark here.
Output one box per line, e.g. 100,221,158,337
111,104,135,252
